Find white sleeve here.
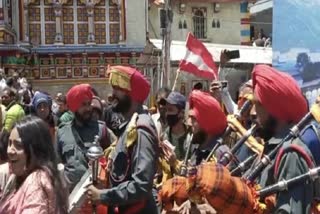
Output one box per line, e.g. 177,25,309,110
221,89,238,114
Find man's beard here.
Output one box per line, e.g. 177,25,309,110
112,95,132,114
191,130,207,145
75,111,92,124
256,116,277,141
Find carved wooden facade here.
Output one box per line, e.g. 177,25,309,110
26,0,123,45
0,0,143,85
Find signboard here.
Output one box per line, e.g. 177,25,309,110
273,0,320,106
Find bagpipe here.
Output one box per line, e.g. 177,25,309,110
159,162,263,214
159,100,266,214
160,162,320,214
159,99,320,214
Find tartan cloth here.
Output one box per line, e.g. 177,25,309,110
159,163,264,214
191,162,258,214
159,176,189,211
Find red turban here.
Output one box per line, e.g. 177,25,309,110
66,84,94,112
109,66,150,103
252,64,308,123
189,90,227,136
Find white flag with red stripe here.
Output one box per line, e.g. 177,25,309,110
179,33,218,80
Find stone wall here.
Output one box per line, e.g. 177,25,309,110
126,0,147,46
148,2,242,45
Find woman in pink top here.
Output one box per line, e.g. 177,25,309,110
0,116,68,213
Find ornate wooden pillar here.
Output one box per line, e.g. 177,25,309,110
53,0,64,45
21,0,36,44
84,0,100,45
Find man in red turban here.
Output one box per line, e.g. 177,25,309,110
86,66,159,214
247,64,318,213
57,84,113,192
159,90,230,213
188,89,229,165
107,65,150,116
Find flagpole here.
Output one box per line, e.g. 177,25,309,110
172,68,180,91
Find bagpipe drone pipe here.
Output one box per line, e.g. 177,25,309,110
258,166,320,199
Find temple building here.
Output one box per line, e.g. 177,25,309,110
0,0,147,97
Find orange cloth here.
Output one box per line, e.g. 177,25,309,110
159,163,263,214
189,90,227,136
159,176,189,211
109,66,150,103
252,65,308,123
66,84,94,112
190,162,258,214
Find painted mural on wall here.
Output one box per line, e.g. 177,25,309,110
272,0,320,106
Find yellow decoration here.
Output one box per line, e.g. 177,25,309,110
311,103,320,123
227,114,263,154
156,158,173,188
104,141,117,159
126,112,139,148
109,69,132,91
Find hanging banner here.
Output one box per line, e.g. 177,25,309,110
272,0,320,106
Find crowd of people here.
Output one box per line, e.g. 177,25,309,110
0,54,320,214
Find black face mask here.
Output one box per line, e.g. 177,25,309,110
112,94,132,114
191,130,207,144
166,114,180,127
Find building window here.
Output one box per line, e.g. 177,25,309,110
28,0,120,45
192,8,207,39
44,6,55,44
78,23,88,44
94,6,106,44
76,2,88,44
63,6,74,44
28,1,41,45
109,2,120,44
